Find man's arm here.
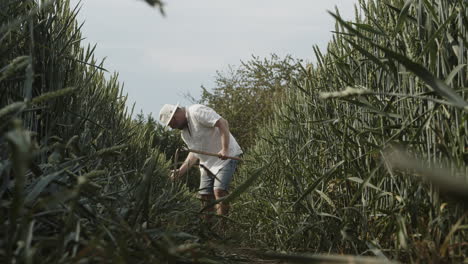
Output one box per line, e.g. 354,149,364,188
171,152,198,180
214,118,230,160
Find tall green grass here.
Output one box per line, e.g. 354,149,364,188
0,1,214,263
234,0,467,262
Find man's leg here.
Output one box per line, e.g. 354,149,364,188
199,168,215,221
213,189,229,216
213,159,238,217
200,194,215,221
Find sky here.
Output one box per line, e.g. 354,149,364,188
70,0,358,118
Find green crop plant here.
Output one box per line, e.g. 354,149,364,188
0,1,214,263
233,0,467,263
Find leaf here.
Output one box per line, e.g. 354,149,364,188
317,212,342,221
0,0,56,35
316,190,336,209
395,0,416,35
385,148,468,206
440,213,468,257
377,47,467,109
342,98,402,119
25,169,66,205
347,176,380,191
331,11,468,109
349,163,382,206
384,2,417,24
419,12,458,60
212,163,268,205
289,160,344,209
351,22,387,36
445,64,467,86
344,38,386,69
292,175,326,208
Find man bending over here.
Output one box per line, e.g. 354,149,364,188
159,103,242,220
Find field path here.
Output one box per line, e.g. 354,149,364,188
207,243,284,263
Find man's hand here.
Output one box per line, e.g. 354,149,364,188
215,119,230,160
170,169,180,180
217,149,229,160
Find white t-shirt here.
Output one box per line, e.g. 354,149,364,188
181,104,243,175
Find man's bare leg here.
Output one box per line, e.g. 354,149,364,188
214,189,229,216
200,194,215,222
213,189,230,235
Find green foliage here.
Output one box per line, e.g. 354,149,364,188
0,1,213,263
233,0,468,262
135,112,185,160
3,0,466,263
199,54,304,148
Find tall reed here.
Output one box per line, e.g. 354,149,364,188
0,1,209,263
234,0,467,262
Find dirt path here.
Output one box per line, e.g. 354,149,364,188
208,243,283,263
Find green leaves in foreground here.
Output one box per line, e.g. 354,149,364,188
329,11,468,110
237,1,467,262
384,147,468,207
0,1,209,262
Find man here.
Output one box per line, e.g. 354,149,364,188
159,103,242,219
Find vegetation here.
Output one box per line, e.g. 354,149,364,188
2,0,467,263
233,0,468,263
0,1,214,263
199,55,304,148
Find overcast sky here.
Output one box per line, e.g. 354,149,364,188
70,0,358,118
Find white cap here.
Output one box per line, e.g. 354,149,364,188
159,103,179,126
